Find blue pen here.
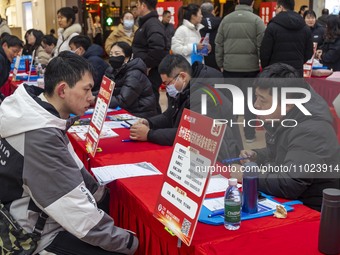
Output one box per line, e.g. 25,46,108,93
222,157,249,164
121,123,131,129
208,208,224,218
122,139,134,142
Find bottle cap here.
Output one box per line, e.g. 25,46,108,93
228,178,238,186
323,188,340,202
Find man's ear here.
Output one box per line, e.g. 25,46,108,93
56,82,67,98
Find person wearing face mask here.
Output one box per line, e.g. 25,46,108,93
104,11,138,55
69,35,109,93
105,42,157,118
130,54,243,161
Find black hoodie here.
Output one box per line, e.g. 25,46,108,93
260,10,313,76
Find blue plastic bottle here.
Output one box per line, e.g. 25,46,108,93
224,178,242,230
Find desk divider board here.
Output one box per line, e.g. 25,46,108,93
85,76,115,157
153,109,226,246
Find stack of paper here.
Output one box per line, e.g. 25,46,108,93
92,162,162,185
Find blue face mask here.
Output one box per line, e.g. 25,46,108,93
166,84,178,98
123,20,134,29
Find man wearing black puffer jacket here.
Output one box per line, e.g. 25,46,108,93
132,0,169,114
130,54,243,162
260,0,314,77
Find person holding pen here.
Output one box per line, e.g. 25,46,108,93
231,63,340,212
129,54,243,161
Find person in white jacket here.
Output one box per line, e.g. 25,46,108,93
171,4,210,64
55,6,82,56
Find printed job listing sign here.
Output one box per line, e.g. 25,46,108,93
153,109,226,246
85,76,115,157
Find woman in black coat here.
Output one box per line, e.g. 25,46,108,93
106,42,158,118
317,15,340,71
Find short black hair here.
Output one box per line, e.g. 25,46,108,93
158,54,192,78
322,8,329,15
163,10,171,16
139,0,157,10
298,5,308,14
110,41,132,59
41,35,57,46
254,63,309,98
57,6,78,25
239,0,254,6
303,10,316,19
277,0,295,11
44,51,94,97
69,35,91,51
1,34,23,48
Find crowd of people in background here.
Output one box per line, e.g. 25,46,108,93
0,0,340,253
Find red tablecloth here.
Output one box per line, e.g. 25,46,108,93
307,77,340,106
68,112,322,255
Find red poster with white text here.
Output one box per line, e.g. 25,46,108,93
156,1,183,28
85,76,115,157
153,109,226,246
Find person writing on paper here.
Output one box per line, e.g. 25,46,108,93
129,54,242,160
0,51,138,254
232,63,340,211
0,35,23,102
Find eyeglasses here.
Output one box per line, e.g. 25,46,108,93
162,74,179,86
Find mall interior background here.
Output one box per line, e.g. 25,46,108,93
0,0,329,42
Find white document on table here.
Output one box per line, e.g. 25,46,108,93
206,174,242,194
92,162,162,185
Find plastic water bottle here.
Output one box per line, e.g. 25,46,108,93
199,33,210,56
224,178,241,230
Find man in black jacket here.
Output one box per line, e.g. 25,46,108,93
200,2,221,70
260,0,314,77
130,54,243,161
0,35,23,102
132,0,169,114
236,63,340,211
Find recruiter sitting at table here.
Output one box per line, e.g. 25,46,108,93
0,34,23,102
0,52,138,255
235,63,340,211
130,54,242,160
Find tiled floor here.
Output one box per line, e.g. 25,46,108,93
159,90,266,151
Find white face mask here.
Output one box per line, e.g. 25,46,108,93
123,20,134,29
166,84,178,98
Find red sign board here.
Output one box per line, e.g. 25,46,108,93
156,1,183,28
85,76,115,157
259,2,277,25
153,109,226,246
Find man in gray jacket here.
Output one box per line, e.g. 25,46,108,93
215,0,265,143
0,51,138,254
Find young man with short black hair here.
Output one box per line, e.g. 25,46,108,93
0,51,138,254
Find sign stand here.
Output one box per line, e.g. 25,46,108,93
85,76,115,157
153,109,226,246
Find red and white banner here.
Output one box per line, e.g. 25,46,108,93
154,109,226,246
85,76,115,157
